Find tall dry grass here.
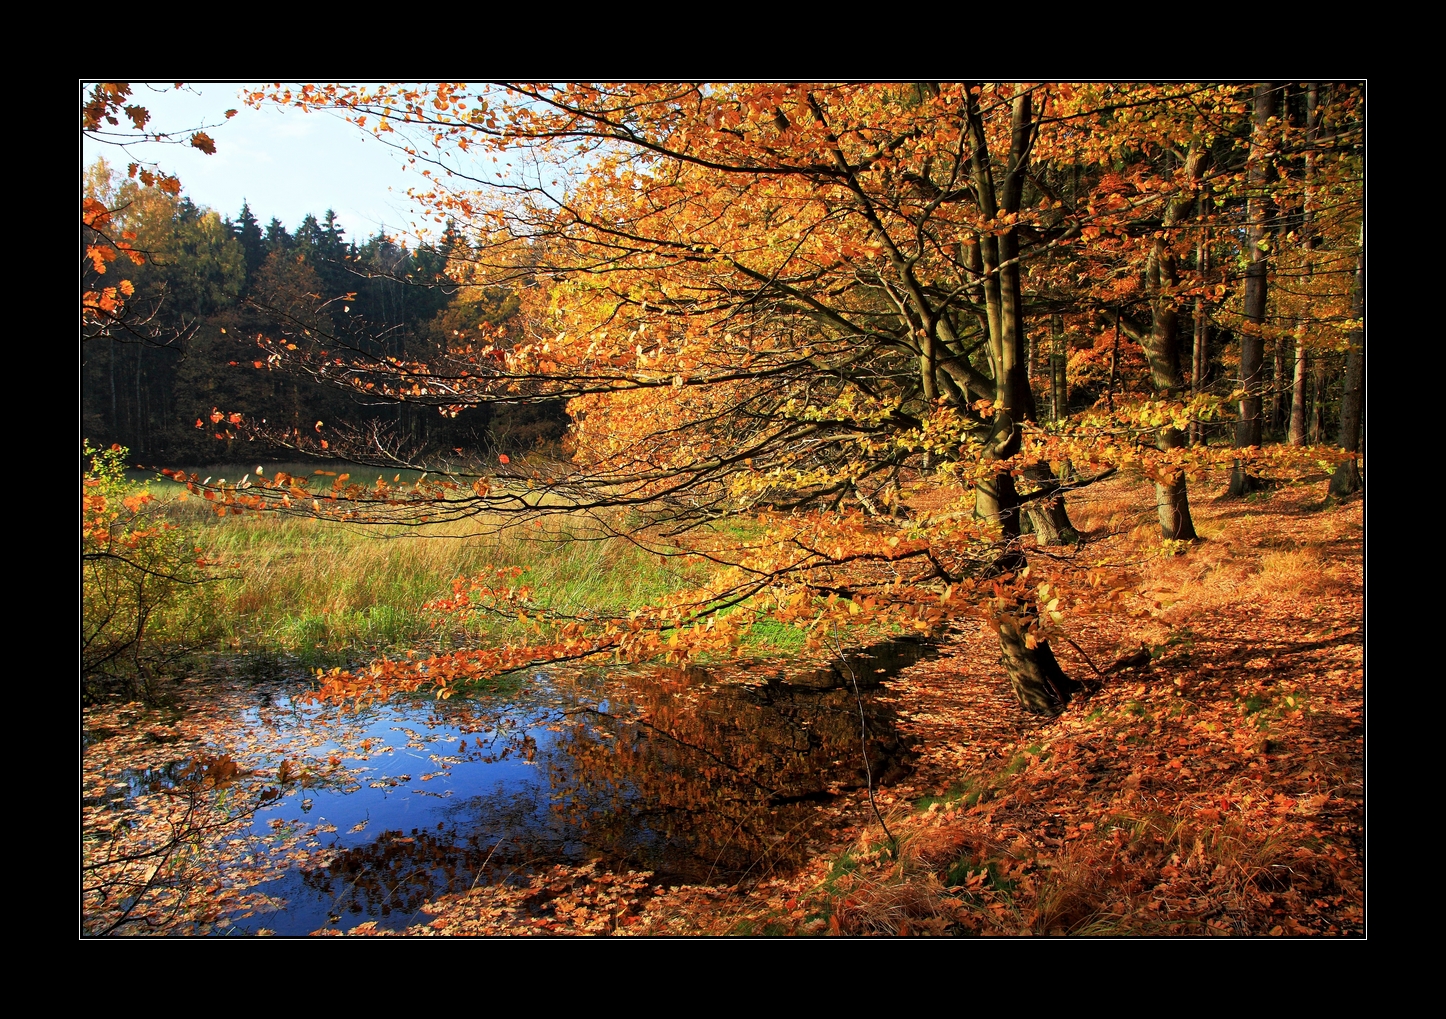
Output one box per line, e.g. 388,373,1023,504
143,475,709,662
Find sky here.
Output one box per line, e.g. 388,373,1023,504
80,83,437,244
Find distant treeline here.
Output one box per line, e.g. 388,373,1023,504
82,160,565,466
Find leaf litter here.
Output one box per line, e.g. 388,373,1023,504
84,477,1362,936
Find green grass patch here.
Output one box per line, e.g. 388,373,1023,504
97,468,944,691
1001,751,1033,776
827,849,861,884
1241,693,1269,715
726,917,793,936
915,777,979,811
739,618,807,654
127,487,717,664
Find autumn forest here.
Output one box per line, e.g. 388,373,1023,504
82,82,1364,937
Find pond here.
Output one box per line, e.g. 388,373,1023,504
82,638,935,936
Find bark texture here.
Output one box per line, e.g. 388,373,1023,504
1289,84,1321,449
1142,142,1204,536
1230,83,1275,497
1155,426,1197,541
1050,314,1067,422
1329,229,1365,496
1022,462,1080,545
997,610,1080,715
1191,233,1210,446
963,86,1078,713
1288,342,1309,446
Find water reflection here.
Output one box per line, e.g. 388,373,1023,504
545,649,925,883
103,638,934,935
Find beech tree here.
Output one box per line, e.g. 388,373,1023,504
230,84,1101,711
192,82,1361,715
1228,85,1276,496
1204,83,1364,494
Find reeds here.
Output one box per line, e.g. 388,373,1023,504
142,475,709,662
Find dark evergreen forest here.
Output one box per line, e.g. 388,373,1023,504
82,161,566,466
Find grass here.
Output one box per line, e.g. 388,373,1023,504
130,471,715,667
737,617,808,655
102,463,938,687
129,462,435,492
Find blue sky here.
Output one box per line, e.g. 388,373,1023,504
81,83,435,244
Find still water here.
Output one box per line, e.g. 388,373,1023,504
94,639,933,935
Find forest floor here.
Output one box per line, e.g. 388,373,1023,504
390,475,1364,937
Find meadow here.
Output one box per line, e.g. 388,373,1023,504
133,464,717,670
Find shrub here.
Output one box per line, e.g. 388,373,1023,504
82,442,215,700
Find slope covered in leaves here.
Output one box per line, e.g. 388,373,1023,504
399,476,1363,936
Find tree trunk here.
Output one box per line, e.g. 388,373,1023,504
135,343,145,456
1329,228,1365,497
109,338,118,436
1288,341,1309,445
1191,230,1210,446
1143,142,1204,536
1106,311,1120,411
997,92,1037,423
1289,84,1321,450
1229,83,1275,497
975,411,1021,538
1271,339,1286,437
967,88,1035,537
964,85,1078,713
1155,426,1197,540
1309,356,1327,444
997,613,1078,715
1022,462,1079,545
1141,142,1206,390
1051,314,1067,422
1023,499,1077,546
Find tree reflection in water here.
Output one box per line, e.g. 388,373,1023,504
546,639,932,883
258,638,933,931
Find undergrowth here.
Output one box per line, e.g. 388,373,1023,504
130,473,713,673
585,475,1363,938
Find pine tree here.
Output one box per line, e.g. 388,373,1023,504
232,201,266,282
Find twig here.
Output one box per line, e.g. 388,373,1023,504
1060,636,1105,678
831,629,897,861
